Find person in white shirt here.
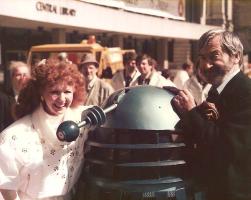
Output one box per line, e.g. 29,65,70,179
0,59,89,200
183,61,211,105
131,54,175,87
173,61,194,89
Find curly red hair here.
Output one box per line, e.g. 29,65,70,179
15,59,86,118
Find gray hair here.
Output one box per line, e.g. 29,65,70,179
198,29,244,66
9,61,30,77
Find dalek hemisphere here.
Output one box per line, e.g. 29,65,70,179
81,86,190,200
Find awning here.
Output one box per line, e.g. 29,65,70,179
0,0,220,40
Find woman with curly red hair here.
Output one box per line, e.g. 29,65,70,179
0,59,88,200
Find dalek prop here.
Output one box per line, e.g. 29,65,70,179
57,86,190,200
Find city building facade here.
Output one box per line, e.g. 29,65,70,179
2,0,248,87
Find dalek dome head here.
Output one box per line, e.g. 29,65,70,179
102,85,180,131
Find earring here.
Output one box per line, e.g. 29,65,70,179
41,96,44,102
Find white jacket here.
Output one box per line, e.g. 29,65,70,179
131,71,175,88
0,105,88,200
111,69,141,91
183,75,212,105
173,70,190,89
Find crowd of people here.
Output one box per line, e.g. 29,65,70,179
0,28,251,200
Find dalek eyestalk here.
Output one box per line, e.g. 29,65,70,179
56,104,117,142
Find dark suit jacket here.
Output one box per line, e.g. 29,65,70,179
176,72,251,200
0,91,14,132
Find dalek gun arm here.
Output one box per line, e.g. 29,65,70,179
56,104,118,142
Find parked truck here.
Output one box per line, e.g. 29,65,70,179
27,39,135,78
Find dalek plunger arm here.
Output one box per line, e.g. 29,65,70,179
56,104,118,142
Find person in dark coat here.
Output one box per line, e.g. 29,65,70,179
0,91,14,132
171,29,251,200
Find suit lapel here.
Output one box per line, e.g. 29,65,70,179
218,72,245,113
220,72,243,98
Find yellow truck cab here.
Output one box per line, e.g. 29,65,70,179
27,40,135,78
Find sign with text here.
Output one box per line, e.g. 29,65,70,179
36,1,76,16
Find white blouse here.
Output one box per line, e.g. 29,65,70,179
0,105,89,200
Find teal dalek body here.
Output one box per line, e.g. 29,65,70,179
80,86,190,200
